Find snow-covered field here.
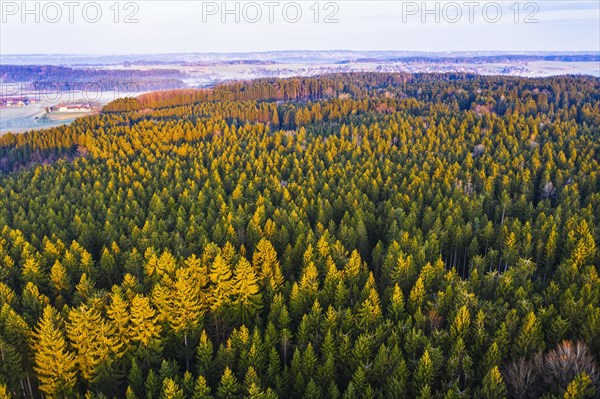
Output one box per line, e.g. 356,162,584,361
1,91,133,135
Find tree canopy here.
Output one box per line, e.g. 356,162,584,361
0,72,599,398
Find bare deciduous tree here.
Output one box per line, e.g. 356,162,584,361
504,341,599,398
536,340,599,394
504,358,539,399
542,181,556,199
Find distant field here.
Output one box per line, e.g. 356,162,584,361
523,61,600,76
0,104,92,135
0,91,129,135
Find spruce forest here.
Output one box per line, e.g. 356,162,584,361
0,73,599,399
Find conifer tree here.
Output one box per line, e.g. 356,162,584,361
252,239,283,297
130,294,162,364
414,350,434,398
210,254,233,338
216,367,241,399
67,304,123,391
233,257,262,325
161,378,185,399
107,287,131,350
514,312,545,357
31,306,77,398
480,366,507,399
192,375,214,399
0,337,23,396
159,265,204,370
196,330,215,381
563,373,596,399
128,359,144,398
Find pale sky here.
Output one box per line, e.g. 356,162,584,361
1,0,599,54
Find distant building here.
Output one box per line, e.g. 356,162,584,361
55,103,92,112
0,97,35,107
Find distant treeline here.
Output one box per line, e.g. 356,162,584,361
30,79,186,92
0,65,186,82
0,65,188,91
102,72,600,113
102,73,414,111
